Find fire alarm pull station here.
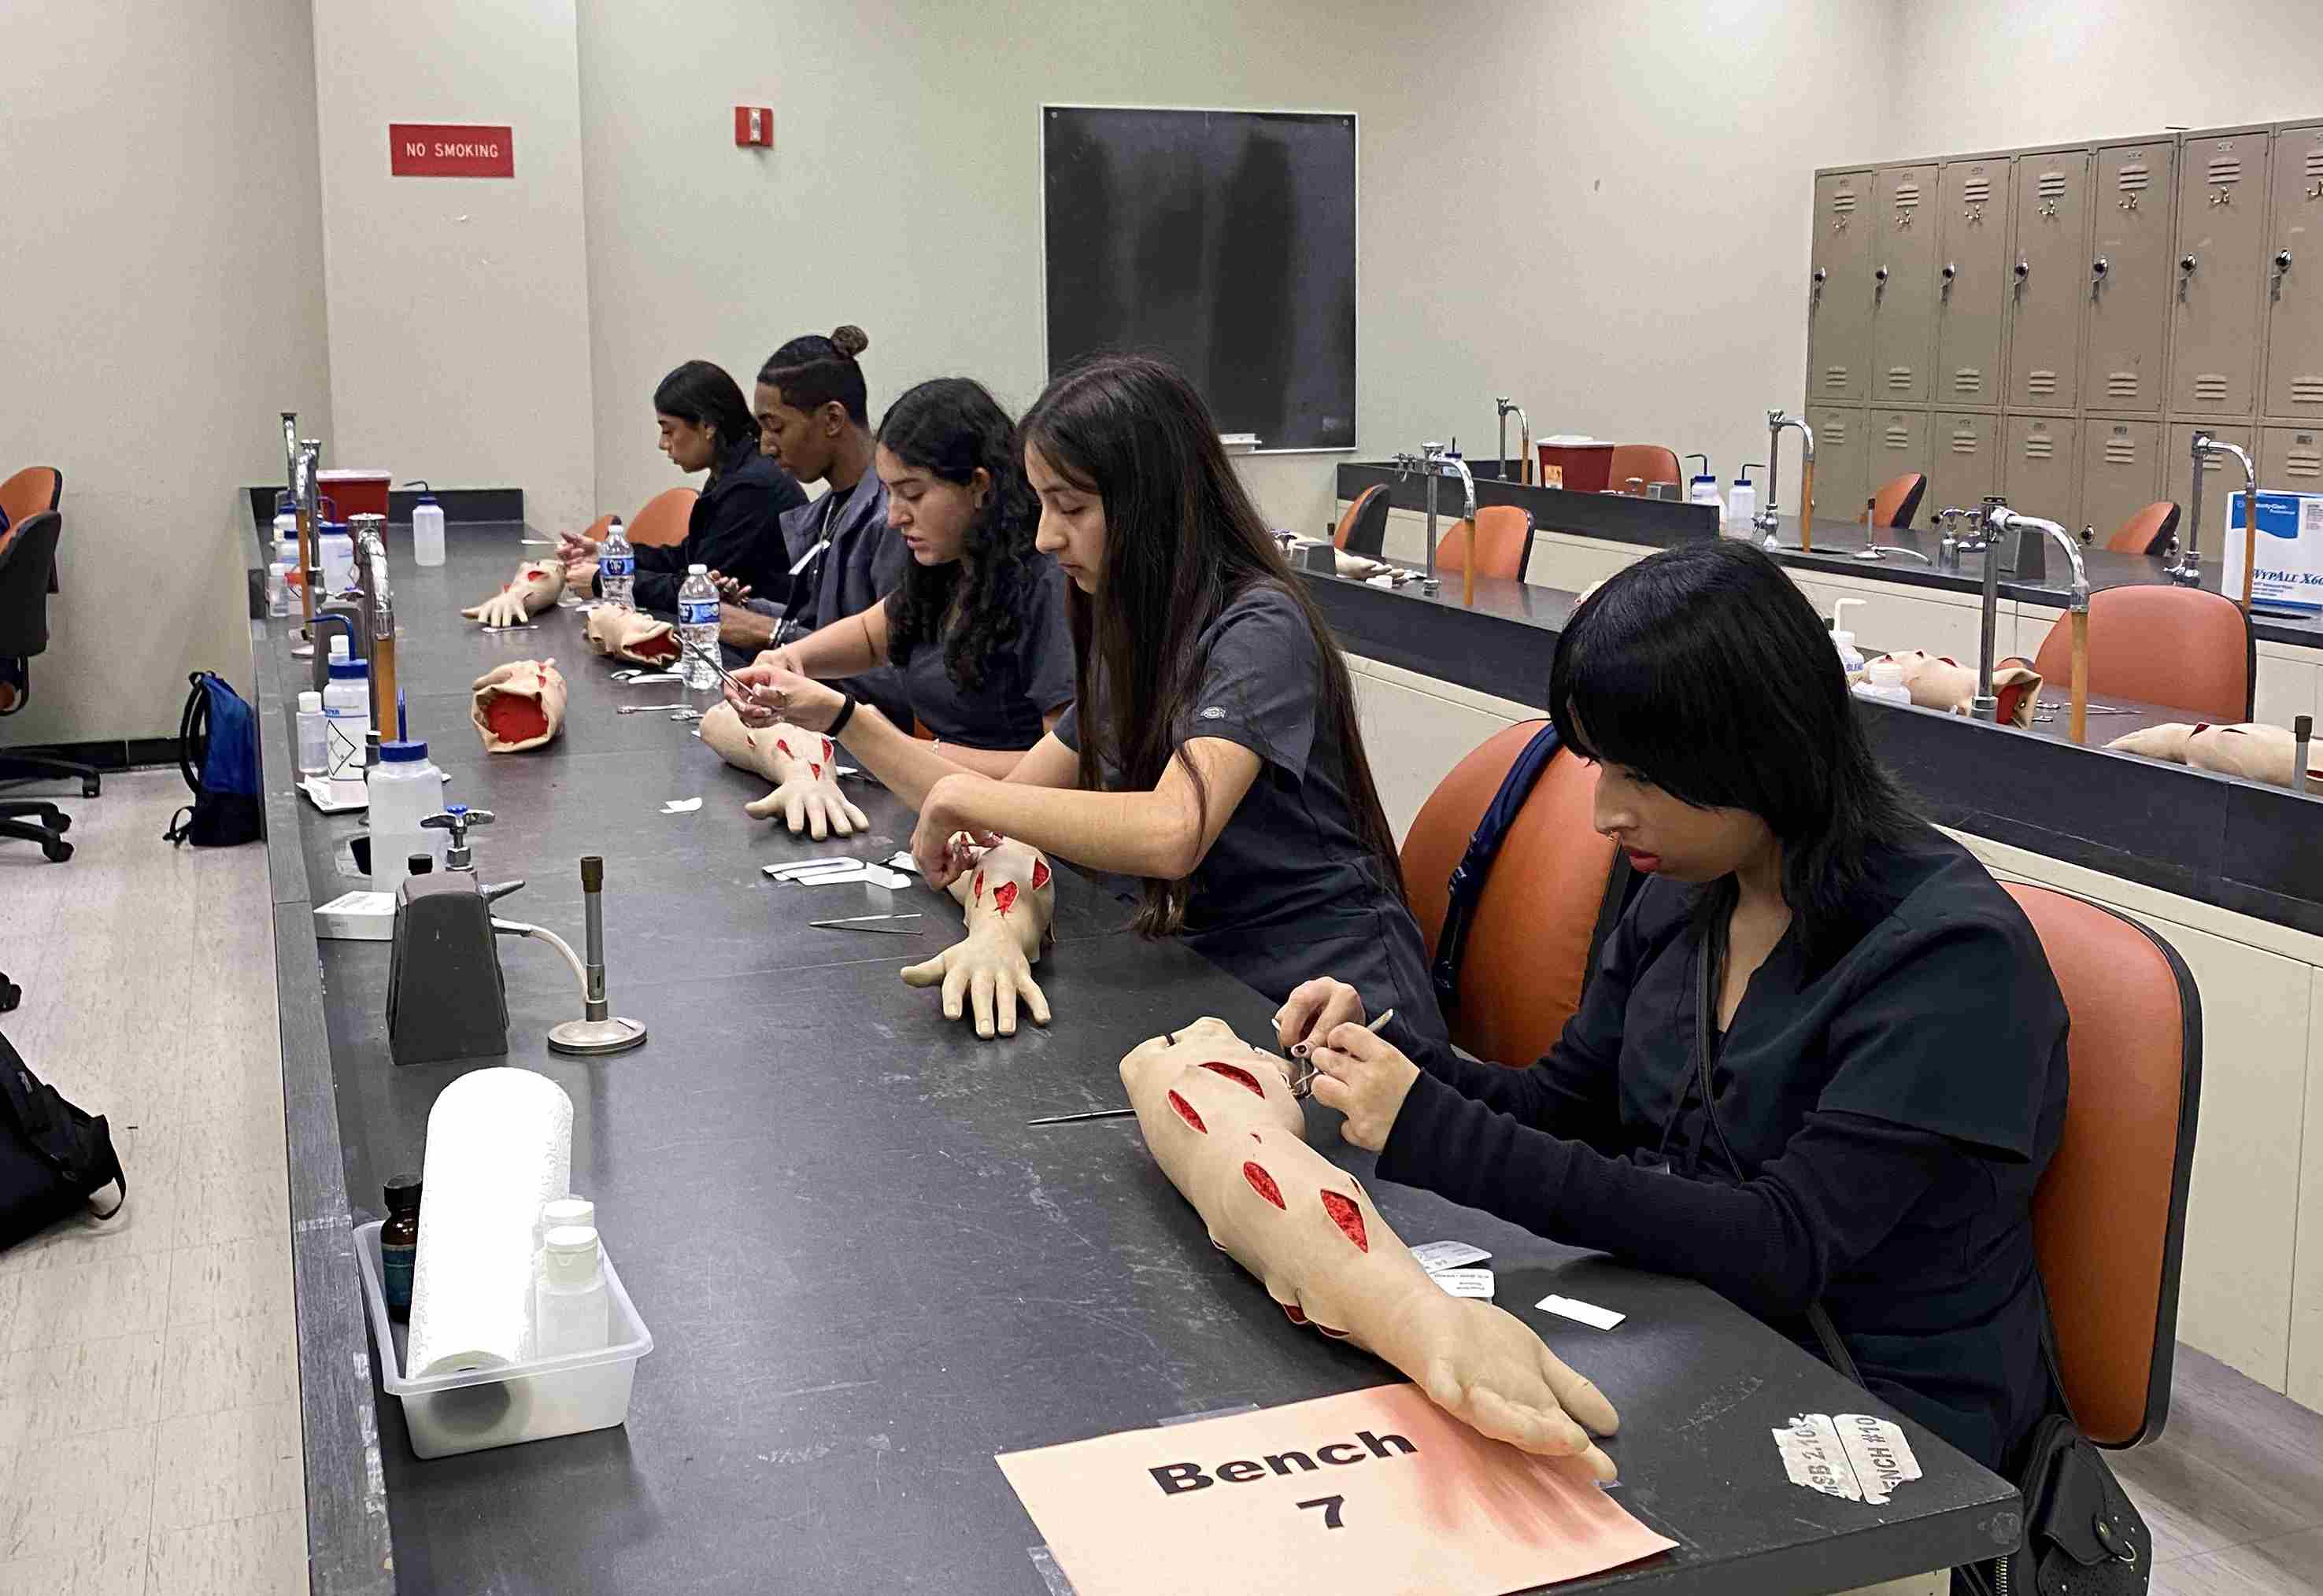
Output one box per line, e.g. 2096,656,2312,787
735,107,772,148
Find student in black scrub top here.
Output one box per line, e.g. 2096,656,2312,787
1279,539,2069,1477
724,377,1074,799
554,360,806,611
893,353,1448,1047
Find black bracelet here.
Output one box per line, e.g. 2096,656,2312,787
827,692,857,737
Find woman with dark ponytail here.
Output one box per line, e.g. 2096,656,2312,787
727,377,1075,796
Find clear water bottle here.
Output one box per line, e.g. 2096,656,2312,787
598,518,634,608
677,563,719,689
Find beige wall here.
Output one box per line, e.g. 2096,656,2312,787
577,0,1896,539
0,0,331,748
1887,0,2323,157
311,0,596,531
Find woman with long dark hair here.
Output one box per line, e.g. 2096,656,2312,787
1279,538,2069,1476
725,377,1074,795
555,359,805,611
883,353,1446,1044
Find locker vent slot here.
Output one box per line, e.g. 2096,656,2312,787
2026,369,2059,397
1892,181,1922,209
2023,436,2055,460
2103,436,2138,466
1822,419,1849,445
1832,190,1858,214
1822,365,1851,393
2290,377,2323,406
2205,154,2243,186
2117,164,2151,193
1951,368,1985,398
1951,432,1981,455
2283,447,2323,479
2106,371,2143,401
2036,171,2069,201
1886,367,1915,393
2192,374,2230,404
1962,175,1992,204
1885,423,1913,449
2306,150,2323,183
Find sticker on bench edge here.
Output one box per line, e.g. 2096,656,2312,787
1774,1413,1922,1505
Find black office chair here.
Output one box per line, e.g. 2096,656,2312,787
0,506,78,859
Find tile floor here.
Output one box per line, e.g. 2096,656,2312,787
1,770,2319,1596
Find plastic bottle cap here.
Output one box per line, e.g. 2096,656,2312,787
298,690,323,713
541,1197,596,1233
329,635,350,659
1833,630,1857,649
328,659,368,680
383,1173,422,1210
687,563,708,575
379,738,430,763
542,1225,602,1288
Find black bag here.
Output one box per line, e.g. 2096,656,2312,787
0,1028,127,1250
165,671,264,847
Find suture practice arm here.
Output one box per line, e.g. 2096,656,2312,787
697,700,868,839
470,659,567,752
901,837,1054,1038
463,561,565,626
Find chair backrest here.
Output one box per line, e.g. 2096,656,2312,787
1334,484,1389,556
1871,471,1926,530
1399,721,1620,1065
2030,585,2253,722
1430,505,1536,582
629,486,698,548
0,466,61,530
1607,445,1681,491
2003,882,2200,1448
2107,501,2181,556
0,511,63,659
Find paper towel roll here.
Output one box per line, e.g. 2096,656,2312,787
407,1067,575,1378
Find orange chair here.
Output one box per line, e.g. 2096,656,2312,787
1606,445,1681,493
0,467,60,542
1870,471,1926,530
2106,501,2181,557
1333,484,1390,558
2030,586,2253,723
1399,722,1622,1066
1430,504,1536,582
2003,883,2199,1447
628,486,698,549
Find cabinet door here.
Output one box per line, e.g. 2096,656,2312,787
1929,412,2000,517
1867,410,1930,523
2261,423,2323,492
1936,157,2012,407
2008,151,2094,410
2262,123,2323,421
2004,414,2081,527
2088,141,2177,412
1805,405,1868,522
2080,418,2163,544
2171,131,2272,416
1872,165,1940,405
1807,172,1876,405
2165,420,2255,557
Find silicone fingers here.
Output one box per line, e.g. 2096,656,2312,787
899,955,945,989
1427,1365,1603,1471
1539,1348,1621,1438
742,789,784,820
941,958,969,1021
1019,971,1052,1028
971,967,997,1038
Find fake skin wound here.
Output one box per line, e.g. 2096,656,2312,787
1149,1428,1418,1497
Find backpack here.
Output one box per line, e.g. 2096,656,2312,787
0,1028,127,1251
165,671,264,847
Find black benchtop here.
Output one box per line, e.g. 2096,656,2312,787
1298,563,2323,939
1336,463,2323,653
261,524,2016,1595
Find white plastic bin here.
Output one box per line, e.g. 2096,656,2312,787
353,1219,653,1459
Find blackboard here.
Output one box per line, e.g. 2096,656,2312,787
1042,106,1357,453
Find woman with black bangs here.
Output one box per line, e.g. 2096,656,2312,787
726,377,1074,800
1278,538,2069,1477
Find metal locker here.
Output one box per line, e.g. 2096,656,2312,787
1867,410,1930,521
1872,165,1941,405
1806,405,1868,523
2078,419,2162,544
2262,123,2323,421
1936,157,2012,408
2087,141,2177,413
2003,414,2081,528
2261,423,2323,493
2165,421,2255,556
1807,172,1876,405
1928,412,1999,516
2007,150,2093,411
2169,129,2272,416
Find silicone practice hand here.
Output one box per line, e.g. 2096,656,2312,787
1121,1018,1621,1476
901,837,1056,1037
463,561,565,627
470,659,567,753
1334,551,1394,580
1889,649,2043,728
2110,721,2321,787
583,605,679,666
697,701,867,838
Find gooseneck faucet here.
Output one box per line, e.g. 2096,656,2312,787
2175,432,2261,606
1969,499,2092,741
1755,410,1818,550
1393,443,1478,599
1495,397,1531,485
352,513,394,760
